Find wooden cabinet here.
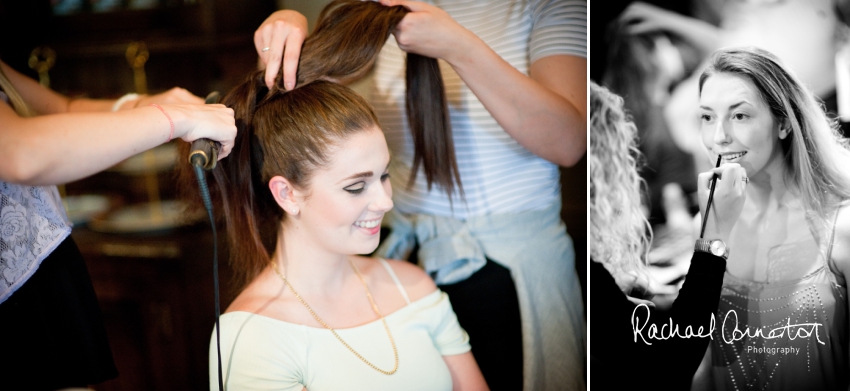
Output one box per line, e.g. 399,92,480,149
0,0,274,99
72,225,236,391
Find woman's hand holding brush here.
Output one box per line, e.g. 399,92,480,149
697,159,749,243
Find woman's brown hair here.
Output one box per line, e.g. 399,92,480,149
178,0,458,289
298,0,460,197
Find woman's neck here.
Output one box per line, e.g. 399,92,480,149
271,222,353,295
746,164,798,214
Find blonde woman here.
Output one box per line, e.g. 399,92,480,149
590,81,744,389
692,47,850,391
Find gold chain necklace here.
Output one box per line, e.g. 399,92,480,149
269,259,399,375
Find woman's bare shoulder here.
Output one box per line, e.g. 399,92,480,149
223,271,291,320
225,283,274,314
225,287,265,314
372,257,438,302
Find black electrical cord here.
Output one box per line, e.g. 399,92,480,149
192,160,224,391
191,91,224,391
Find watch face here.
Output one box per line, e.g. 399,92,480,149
710,240,726,256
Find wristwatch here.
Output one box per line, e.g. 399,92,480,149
695,238,729,260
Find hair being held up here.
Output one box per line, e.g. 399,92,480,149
287,0,460,197
178,0,459,288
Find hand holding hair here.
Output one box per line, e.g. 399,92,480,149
254,10,308,90
379,0,477,64
266,0,462,197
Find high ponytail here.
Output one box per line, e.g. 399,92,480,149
279,0,461,197
214,78,280,286
177,76,279,288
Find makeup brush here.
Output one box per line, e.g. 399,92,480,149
699,154,723,238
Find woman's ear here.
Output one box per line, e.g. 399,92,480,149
778,120,791,140
269,176,300,216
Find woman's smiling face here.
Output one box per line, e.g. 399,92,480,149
289,126,393,256
699,72,786,178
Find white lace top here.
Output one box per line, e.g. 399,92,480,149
0,85,73,303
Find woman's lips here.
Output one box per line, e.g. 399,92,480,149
354,218,381,235
720,151,747,162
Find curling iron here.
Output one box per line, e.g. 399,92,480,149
189,91,222,170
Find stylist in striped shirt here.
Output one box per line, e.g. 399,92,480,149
254,1,586,390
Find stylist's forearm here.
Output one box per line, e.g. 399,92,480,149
444,35,586,167
1,108,175,186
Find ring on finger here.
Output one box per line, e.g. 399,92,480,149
262,47,271,52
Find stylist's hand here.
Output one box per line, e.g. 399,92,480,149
166,104,236,160
254,10,308,90
380,0,477,64
114,87,204,110
697,163,748,242
137,87,204,106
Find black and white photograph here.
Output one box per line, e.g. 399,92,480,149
591,1,850,390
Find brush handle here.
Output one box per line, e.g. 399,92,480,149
699,155,723,239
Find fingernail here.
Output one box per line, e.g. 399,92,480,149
285,82,293,90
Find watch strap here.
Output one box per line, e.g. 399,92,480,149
695,238,729,259
694,238,712,253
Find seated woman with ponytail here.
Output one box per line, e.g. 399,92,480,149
177,1,488,390
257,1,585,388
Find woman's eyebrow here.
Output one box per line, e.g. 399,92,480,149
339,171,373,183
699,100,750,111
338,162,391,183
729,100,750,110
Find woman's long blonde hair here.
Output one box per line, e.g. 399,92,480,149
590,81,651,290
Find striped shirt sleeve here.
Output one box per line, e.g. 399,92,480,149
529,0,587,62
